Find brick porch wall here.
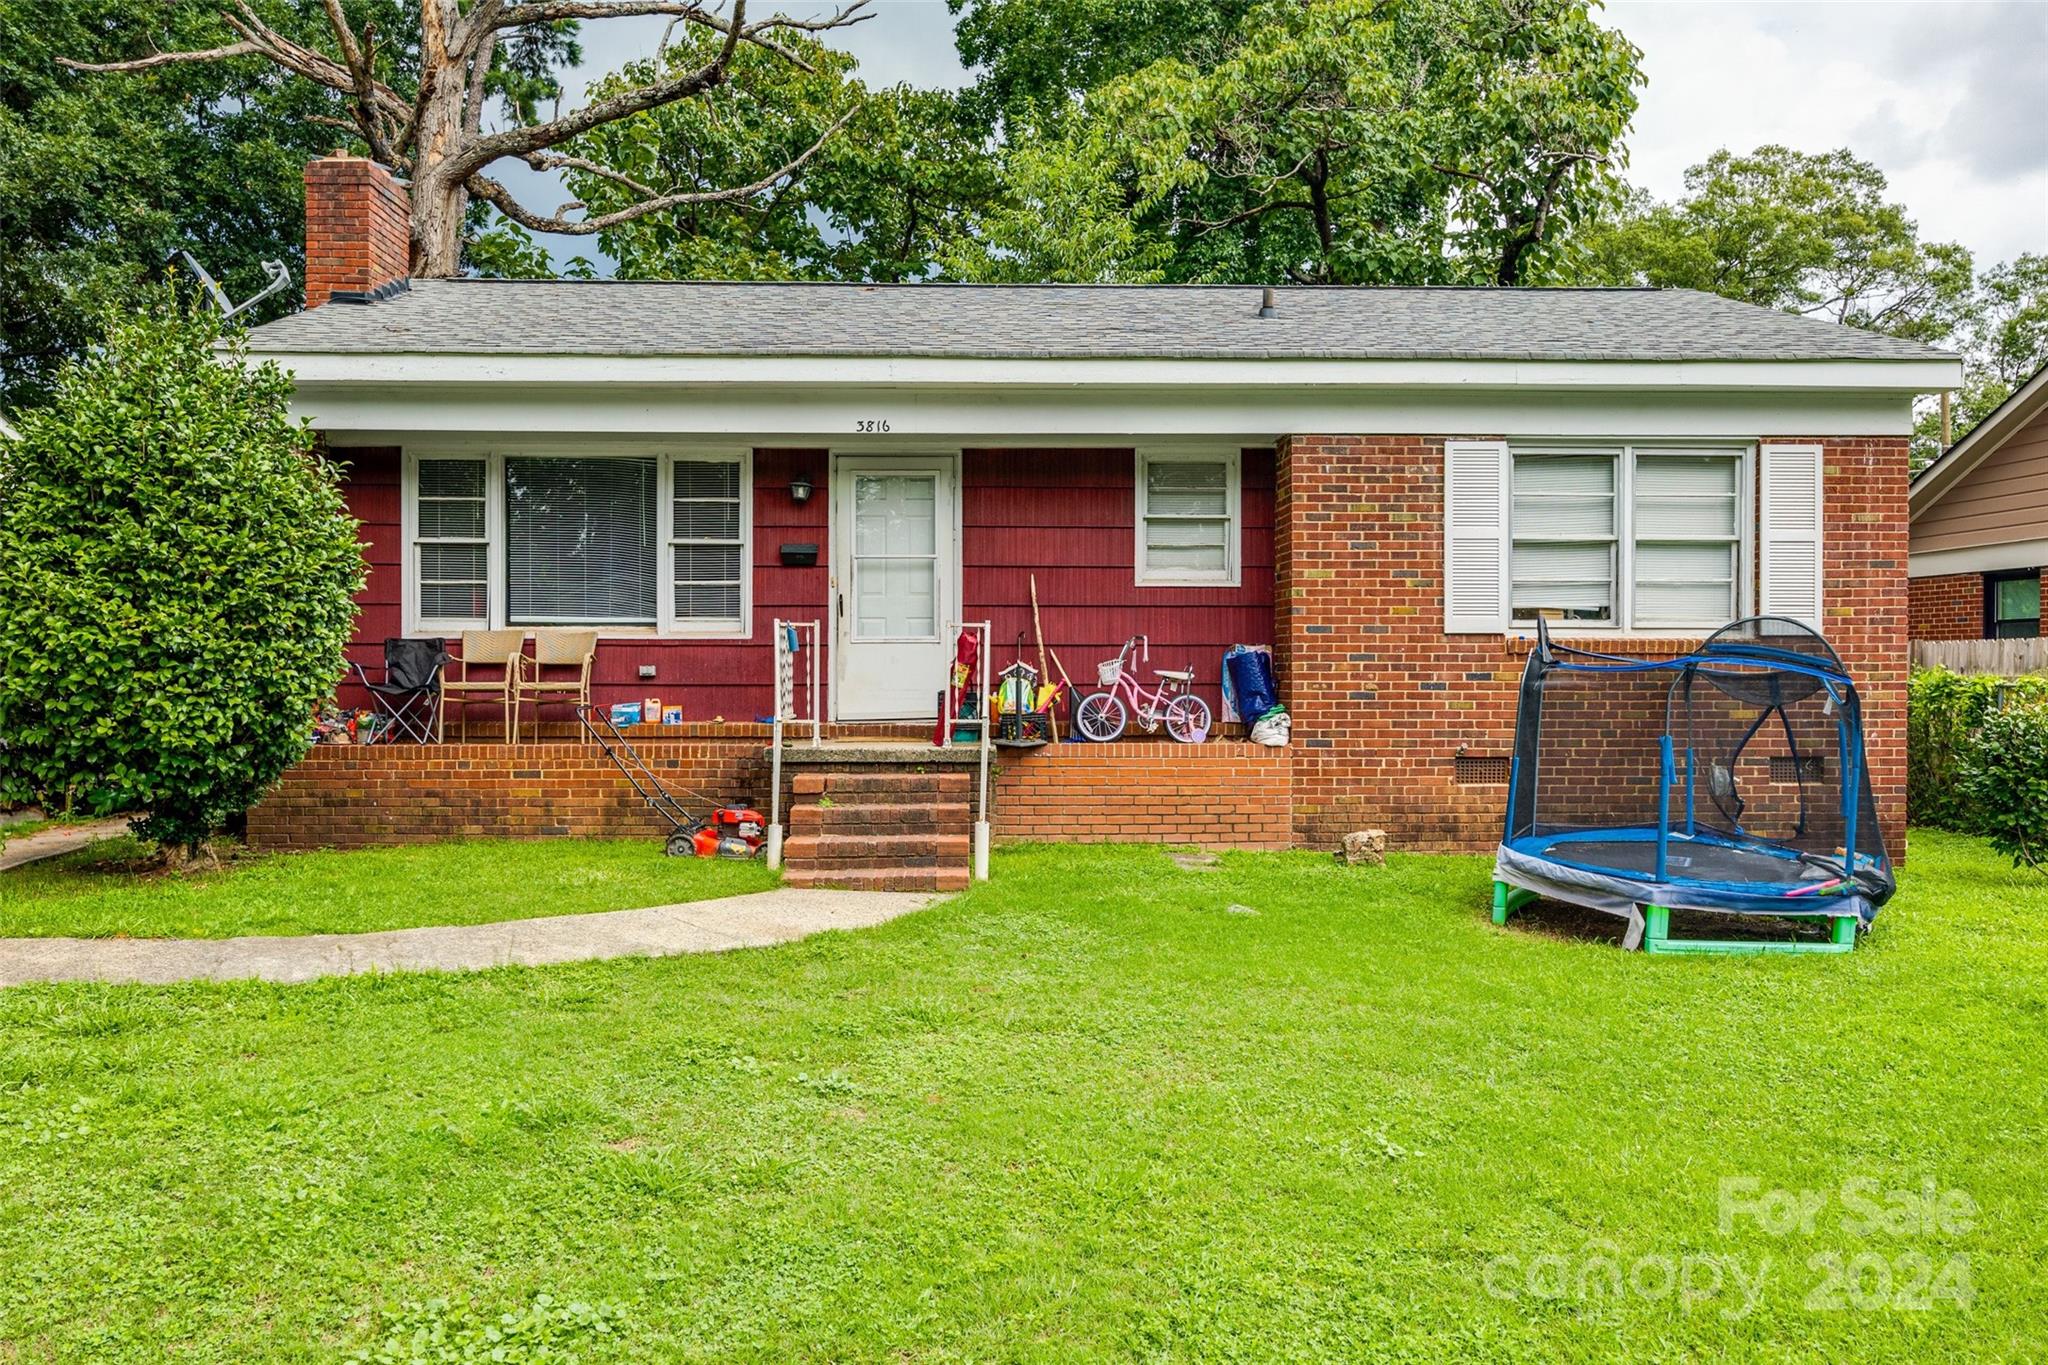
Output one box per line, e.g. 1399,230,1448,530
1908,573,1981,640
246,734,1295,851
1274,434,1911,857
995,742,1293,848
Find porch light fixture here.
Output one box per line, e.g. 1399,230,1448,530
788,475,813,504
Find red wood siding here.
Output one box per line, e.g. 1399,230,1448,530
961,447,1276,716
331,445,1275,721
335,446,830,721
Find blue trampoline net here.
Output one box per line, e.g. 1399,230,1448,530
1499,616,1894,921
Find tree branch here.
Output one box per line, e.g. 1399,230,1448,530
451,0,752,175
57,41,260,73
467,105,854,235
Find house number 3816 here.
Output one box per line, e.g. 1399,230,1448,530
854,419,892,433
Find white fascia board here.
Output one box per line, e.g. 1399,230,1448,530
254,350,1961,394
292,379,1919,442
1909,539,2048,578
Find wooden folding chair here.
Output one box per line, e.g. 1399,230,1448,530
515,629,598,741
441,629,525,742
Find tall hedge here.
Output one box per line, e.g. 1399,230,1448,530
0,301,364,850
1908,666,2048,846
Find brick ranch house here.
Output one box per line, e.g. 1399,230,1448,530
1908,360,2048,640
243,154,1957,876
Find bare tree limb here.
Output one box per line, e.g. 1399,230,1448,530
57,42,259,73
451,0,750,176
468,104,854,234
522,149,661,197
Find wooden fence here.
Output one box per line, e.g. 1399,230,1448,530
1910,638,2048,675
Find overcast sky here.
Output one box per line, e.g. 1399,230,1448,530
500,0,2048,273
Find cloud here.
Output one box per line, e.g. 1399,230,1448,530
1608,0,2048,265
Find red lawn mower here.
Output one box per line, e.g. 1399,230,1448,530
576,705,765,858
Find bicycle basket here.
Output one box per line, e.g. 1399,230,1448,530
1097,659,1123,687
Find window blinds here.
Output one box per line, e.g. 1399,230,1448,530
505,456,657,625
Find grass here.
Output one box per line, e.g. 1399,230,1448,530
0,838,778,938
0,830,2043,1360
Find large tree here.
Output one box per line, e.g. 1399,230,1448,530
62,1,873,278
511,26,994,282
0,0,352,408
946,0,1643,287
1573,145,1975,343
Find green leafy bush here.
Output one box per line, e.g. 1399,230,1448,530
1958,703,2048,868
0,300,363,851
1907,666,2048,831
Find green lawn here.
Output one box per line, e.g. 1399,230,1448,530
1,831,2042,1361
0,838,777,938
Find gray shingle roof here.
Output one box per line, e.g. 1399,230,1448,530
243,279,1948,363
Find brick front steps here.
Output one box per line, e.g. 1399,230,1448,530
782,771,973,892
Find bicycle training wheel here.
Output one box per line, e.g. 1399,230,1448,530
1165,694,1212,744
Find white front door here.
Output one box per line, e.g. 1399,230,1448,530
833,455,958,720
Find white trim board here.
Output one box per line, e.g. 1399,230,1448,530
298,382,1922,441
1909,539,2048,579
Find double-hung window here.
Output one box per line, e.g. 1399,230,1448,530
406,451,751,636
414,458,491,624
1986,570,2042,639
1509,444,1746,630
1136,449,1241,586
669,456,748,633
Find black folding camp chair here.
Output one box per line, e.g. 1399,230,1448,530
351,638,450,743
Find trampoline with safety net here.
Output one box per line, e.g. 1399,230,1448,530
1491,616,1894,954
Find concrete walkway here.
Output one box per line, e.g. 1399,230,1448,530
0,819,133,872
0,888,938,987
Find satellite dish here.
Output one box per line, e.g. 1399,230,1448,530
169,251,293,321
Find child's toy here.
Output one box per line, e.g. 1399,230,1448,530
1075,635,1211,743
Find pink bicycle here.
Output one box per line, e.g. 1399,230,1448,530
1076,635,1212,743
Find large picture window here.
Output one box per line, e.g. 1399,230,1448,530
1136,449,1241,586
1510,444,1746,630
506,456,657,626
406,451,751,636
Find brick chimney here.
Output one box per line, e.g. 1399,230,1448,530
303,152,412,308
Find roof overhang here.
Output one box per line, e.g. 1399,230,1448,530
1909,361,2048,519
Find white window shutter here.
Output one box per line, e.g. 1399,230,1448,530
1759,443,1824,628
1444,440,1510,633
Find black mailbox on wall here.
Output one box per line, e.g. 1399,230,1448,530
780,543,819,567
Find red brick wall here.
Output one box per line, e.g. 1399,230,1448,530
303,155,410,308
1274,434,1911,857
247,732,1293,851
995,741,1293,848
1276,434,1522,852
246,735,761,849
1801,435,1910,858
1909,573,1982,639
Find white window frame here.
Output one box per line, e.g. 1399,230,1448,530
1134,446,1243,588
662,449,753,639
401,448,752,639
1507,442,1752,633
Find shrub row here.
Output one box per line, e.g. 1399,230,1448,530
1909,666,2048,867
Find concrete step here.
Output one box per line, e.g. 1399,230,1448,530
784,833,971,868
788,802,971,833
784,866,973,893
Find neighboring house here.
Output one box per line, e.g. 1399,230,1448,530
242,154,1955,861
1908,361,2048,640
